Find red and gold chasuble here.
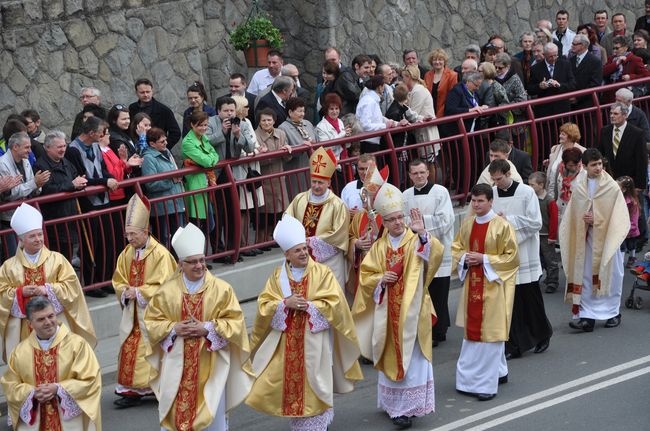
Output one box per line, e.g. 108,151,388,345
117,259,146,387
302,203,324,259
385,247,406,381
33,346,62,431
17,266,46,315
466,221,490,341
174,292,205,431
282,276,309,416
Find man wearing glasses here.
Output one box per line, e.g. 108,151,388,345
145,222,254,431
70,87,106,140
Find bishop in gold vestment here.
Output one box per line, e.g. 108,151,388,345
246,214,362,430
145,223,254,431
1,297,102,431
112,194,177,407
0,203,95,362
352,183,443,429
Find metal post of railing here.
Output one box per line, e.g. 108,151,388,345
223,164,241,261
383,132,400,187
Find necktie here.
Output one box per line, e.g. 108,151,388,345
548,64,554,77
84,145,95,162
613,127,620,156
576,55,581,67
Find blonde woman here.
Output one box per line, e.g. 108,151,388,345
402,64,440,157
423,48,458,117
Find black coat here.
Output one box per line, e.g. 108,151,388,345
527,58,575,117
33,155,81,219
569,52,603,110
509,147,534,183
442,83,479,136
128,98,181,149
255,91,288,128
598,122,648,189
333,67,364,115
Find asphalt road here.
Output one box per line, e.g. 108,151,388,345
6,269,650,430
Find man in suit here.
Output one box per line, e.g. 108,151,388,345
128,78,181,149
598,102,648,191
254,76,294,128
594,10,610,43
222,73,257,125
615,88,650,143
527,43,576,117
602,13,630,56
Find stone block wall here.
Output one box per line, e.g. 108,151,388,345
0,0,645,132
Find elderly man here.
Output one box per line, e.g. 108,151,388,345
488,160,553,359
353,182,443,429
615,88,650,142
71,86,105,140
569,33,604,110
0,203,96,362
285,147,349,294
404,159,455,347
246,214,362,430
561,149,629,332
249,49,284,96
34,130,87,260
145,223,254,431
1,296,102,430
528,42,575,117
255,76,294,128
0,132,50,257
111,194,177,408
452,184,519,402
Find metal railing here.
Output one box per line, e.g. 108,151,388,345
1,77,648,291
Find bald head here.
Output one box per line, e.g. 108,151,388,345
461,59,478,74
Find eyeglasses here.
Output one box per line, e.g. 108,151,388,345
183,258,206,265
383,215,405,224
495,65,506,71
112,104,126,110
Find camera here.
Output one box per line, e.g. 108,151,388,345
230,116,241,126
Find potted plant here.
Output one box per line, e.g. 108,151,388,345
229,15,283,68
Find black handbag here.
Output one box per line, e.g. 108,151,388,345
246,167,263,193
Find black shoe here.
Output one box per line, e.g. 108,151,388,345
432,339,439,348
534,338,550,354
391,416,412,429
604,314,621,328
360,356,373,365
477,393,496,401
85,289,107,298
240,250,257,257
252,248,263,255
434,333,447,342
505,348,521,360
260,246,272,251
569,318,595,332
102,285,115,294
545,285,558,293
113,396,142,409
498,374,508,384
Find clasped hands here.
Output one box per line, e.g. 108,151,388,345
174,317,208,338
123,287,137,300
34,383,58,403
286,294,308,311
23,284,46,297
465,251,484,267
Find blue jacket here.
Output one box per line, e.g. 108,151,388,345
141,146,186,217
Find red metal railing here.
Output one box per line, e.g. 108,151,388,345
1,78,648,291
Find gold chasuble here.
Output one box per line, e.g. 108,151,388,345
246,258,362,417
285,191,349,255
0,247,96,361
112,237,177,392
1,324,102,430
347,209,383,298
451,215,519,342
352,229,443,381
145,272,254,431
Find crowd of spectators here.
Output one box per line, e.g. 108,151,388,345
2,6,650,286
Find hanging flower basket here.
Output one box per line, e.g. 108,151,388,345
244,39,272,68
229,15,283,68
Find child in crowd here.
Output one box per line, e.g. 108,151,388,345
529,171,559,293
631,251,650,281
617,176,641,267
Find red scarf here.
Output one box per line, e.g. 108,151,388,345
325,116,341,133
559,163,581,203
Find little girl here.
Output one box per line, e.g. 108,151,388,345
618,176,641,268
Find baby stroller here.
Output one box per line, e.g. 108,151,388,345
625,252,650,310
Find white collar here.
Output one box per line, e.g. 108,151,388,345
24,249,41,264
475,210,497,224
37,326,59,351
309,189,329,203
182,274,205,294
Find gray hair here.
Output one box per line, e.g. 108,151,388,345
494,53,512,67
543,42,558,54
519,31,536,45
281,64,299,76
8,132,30,149
464,44,481,57
615,88,634,104
463,70,483,84
43,130,66,148
26,296,53,320
80,87,100,97
611,101,630,116
271,75,294,93
572,33,590,47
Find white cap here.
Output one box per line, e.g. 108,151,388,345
171,223,205,259
10,203,43,236
373,183,405,217
273,214,306,252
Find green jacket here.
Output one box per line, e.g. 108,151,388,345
181,130,219,219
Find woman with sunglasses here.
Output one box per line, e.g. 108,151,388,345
182,81,216,138
108,104,142,177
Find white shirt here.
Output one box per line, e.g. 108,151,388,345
355,91,387,144
248,69,278,96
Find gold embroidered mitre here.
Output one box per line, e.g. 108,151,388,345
364,165,389,195
373,182,404,217
310,147,337,180
125,194,150,230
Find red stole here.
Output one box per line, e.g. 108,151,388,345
117,258,146,387
385,246,406,380
466,221,490,341
352,212,384,295
302,203,325,259
282,276,309,416
174,292,204,431
17,265,46,316
33,346,62,431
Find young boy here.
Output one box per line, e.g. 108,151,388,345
529,171,559,293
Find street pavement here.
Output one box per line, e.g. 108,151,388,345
3,268,650,430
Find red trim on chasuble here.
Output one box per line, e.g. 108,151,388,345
386,247,406,381
117,259,147,387
19,266,47,315
174,292,204,431
282,276,310,416
34,346,62,431
466,221,489,341
302,203,324,236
